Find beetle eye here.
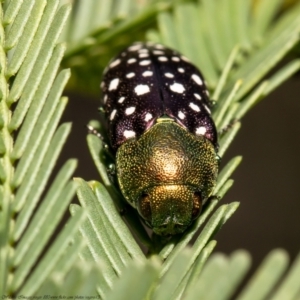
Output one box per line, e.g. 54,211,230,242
192,192,202,220
137,193,152,222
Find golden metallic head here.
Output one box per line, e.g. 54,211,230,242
137,185,202,235
116,119,218,235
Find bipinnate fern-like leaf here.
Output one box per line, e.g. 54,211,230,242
1,0,300,298
0,0,85,295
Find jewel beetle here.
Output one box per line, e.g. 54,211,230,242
101,42,219,236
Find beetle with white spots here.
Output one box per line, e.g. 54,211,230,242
101,42,219,236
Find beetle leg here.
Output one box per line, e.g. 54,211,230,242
87,124,104,140
106,163,116,183
219,118,239,135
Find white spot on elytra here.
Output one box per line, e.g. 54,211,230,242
139,53,149,58
153,50,164,55
204,105,211,114
103,94,108,103
126,72,135,78
135,84,150,95
144,113,153,122
100,82,105,89
170,83,185,94
124,130,136,138
172,57,180,62
125,106,136,115
178,68,184,73
178,111,185,120
140,60,151,66
196,126,207,135
142,71,153,77
110,109,117,120
164,73,174,78
191,74,203,85
128,44,142,51
118,97,125,103
127,58,137,64
194,93,201,100
139,48,149,53
155,44,165,49
181,55,190,62
109,59,120,68
205,90,210,96
189,102,201,112
109,78,119,91
158,56,168,62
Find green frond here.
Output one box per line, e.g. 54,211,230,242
37,261,107,297
271,252,300,300
17,209,86,295
0,0,85,295
29,246,300,299
237,249,289,300
1,0,300,298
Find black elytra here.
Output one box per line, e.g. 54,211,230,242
101,42,218,151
